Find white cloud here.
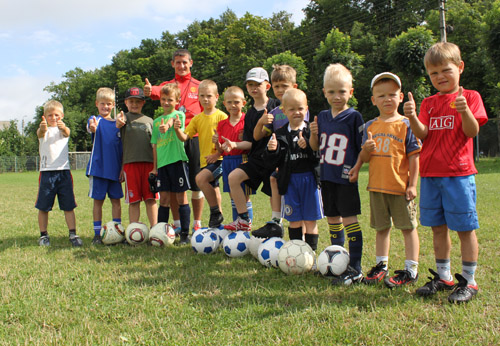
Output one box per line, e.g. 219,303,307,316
28,30,58,44
119,31,137,40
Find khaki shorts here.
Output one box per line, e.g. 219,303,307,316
369,191,418,231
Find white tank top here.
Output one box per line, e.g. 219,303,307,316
39,127,70,171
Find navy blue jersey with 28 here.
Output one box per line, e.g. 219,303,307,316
316,108,364,185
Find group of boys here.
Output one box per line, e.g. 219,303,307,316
36,42,487,303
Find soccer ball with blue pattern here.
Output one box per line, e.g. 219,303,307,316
212,227,230,249
317,245,350,276
258,237,285,268
223,231,250,257
191,228,219,254
249,235,265,259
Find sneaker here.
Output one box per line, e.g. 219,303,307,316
172,224,181,235
179,233,190,245
448,273,478,304
223,217,252,232
252,221,283,238
363,262,388,285
38,235,50,246
208,212,224,228
415,269,455,297
92,234,103,245
69,234,83,247
331,265,363,286
192,224,201,233
384,269,418,289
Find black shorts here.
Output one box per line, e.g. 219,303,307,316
35,170,77,212
184,137,201,191
238,159,273,196
157,161,191,193
321,180,361,218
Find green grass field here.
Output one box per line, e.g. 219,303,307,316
1,159,499,345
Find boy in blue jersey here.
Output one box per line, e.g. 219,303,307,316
310,63,364,285
86,87,123,245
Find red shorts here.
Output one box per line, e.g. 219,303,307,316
123,162,157,203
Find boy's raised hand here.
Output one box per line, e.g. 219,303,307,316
297,131,307,149
144,78,152,97
310,116,318,135
362,131,376,153
57,118,66,131
403,92,417,119
173,114,181,130
267,133,277,151
258,109,273,125
40,116,47,131
89,116,97,133
159,118,168,133
221,136,235,152
212,129,219,144
116,111,126,128
454,87,468,115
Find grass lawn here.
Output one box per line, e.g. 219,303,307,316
1,158,499,345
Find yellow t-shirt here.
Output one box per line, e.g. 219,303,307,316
185,109,228,168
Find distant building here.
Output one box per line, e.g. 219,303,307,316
0,121,12,131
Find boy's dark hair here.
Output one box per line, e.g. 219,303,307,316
172,49,191,61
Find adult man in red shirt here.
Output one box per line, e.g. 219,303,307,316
144,49,204,233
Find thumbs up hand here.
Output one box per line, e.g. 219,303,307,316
455,86,468,115
116,111,126,128
362,131,376,153
39,116,47,132
297,130,307,149
310,116,318,135
57,118,66,131
212,129,219,144
258,109,273,125
159,118,168,133
403,92,417,119
144,78,152,97
267,133,277,151
173,114,181,130
89,116,97,133
221,136,235,152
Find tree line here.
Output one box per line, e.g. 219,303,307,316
3,0,500,158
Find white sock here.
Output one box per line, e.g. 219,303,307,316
405,259,419,279
375,256,389,270
462,261,477,286
436,259,453,282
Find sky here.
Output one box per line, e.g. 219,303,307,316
0,0,310,128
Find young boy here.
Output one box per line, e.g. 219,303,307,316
360,72,421,288
86,88,123,245
116,87,158,228
264,89,323,250
252,65,309,238
224,67,281,232
35,100,82,247
214,86,253,222
151,84,191,244
404,42,488,303
174,80,228,234
310,63,364,286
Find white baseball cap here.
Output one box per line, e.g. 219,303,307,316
245,67,269,83
371,72,402,89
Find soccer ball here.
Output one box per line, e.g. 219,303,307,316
249,235,265,259
100,221,125,245
278,240,316,275
212,228,230,249
191,228,219,254
125,222,149,246
223,231,250,257
258,237,285,268
317,245,350,276
149,222,176,247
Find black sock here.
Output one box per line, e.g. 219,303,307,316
210,206,221,215
304,233,319,251
179,204,191,234
40,231,48,237
345,222,363,272
158,206,170,224
69,229,76,237
288,227,302,240
238,212,250,221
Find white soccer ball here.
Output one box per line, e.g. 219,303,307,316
258,237,285,268
149,222,176,247
222,231,250,257
191,228,219,254
125,222,149,246
317,245,350,276
212,228,230,249
100,221,125,245
249,235,265,259
278,239,316,275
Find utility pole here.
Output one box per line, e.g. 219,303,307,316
439,0,447,42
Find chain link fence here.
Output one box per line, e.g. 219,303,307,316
0,152,91,173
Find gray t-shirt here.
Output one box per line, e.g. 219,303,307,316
120,112,154,164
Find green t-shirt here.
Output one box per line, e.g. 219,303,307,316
151,110,189,169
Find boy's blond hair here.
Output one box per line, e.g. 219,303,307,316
282,89,307,108
271,64,297,84
424,42,462,69
224,86,245,100
96,87,115,102
43,100,64,115
198,80,218,94
160,83,181,101
323,63,353,87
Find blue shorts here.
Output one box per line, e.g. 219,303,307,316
222,155,256,195
201,161,222,188
88,176,123,200
35,170,77,212
282,172,324,222
420,176,479,231
157,161,191,193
